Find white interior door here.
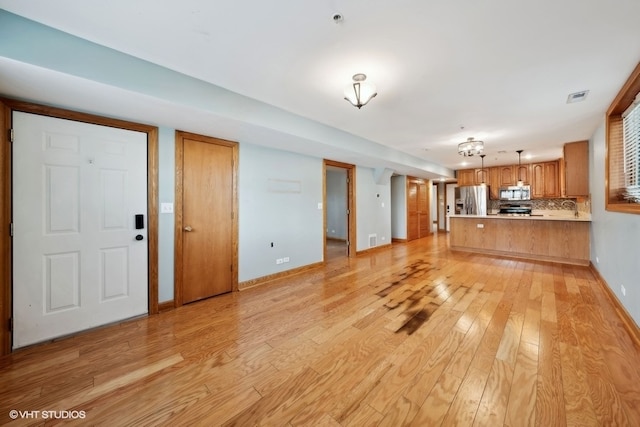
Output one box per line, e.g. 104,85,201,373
12,112,148,349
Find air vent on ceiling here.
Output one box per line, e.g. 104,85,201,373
567,90,589,104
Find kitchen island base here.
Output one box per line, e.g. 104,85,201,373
450,216,590,266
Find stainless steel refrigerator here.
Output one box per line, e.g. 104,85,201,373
455,185,489,215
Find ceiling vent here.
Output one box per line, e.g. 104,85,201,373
567,90,589,104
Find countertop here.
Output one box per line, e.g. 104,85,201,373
449,213,591,222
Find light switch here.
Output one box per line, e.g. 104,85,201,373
161,203,174,213
317,202,323,210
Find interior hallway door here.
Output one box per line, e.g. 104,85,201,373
176,132,238,305
12,112,148,348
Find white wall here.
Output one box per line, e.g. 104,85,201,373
157,127,175,302
590,121,640,325
326,169,347,240
356,167,392,250
238,143,324,282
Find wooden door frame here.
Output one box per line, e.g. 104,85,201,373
0,97,159,356
174,131,239,307
432,182,440,232
323,160,356,259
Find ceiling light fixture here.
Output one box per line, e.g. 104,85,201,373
516,149,524,187
344,73,377,109
458,137,484,156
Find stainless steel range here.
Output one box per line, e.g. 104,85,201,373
498,203,532,216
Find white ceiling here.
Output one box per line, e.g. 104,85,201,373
1,0,640,177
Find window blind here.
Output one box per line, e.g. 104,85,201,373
622,93,640,203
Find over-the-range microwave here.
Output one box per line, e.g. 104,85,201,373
499,185,531,201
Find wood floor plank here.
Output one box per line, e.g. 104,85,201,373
535,319,566,427
504,341,538,426
473,358,513,426
442,366,489,426
2,234,640,426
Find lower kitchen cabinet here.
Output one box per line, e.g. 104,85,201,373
449,216,589,265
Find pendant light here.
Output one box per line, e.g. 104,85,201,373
516,150,524,187
480,154,486,186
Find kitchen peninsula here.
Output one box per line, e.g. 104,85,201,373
449,213,590,266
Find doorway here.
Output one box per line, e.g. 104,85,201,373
174,131,238,306
323,160,355,260
0,99,159,354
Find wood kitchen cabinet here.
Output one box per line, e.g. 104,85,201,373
450,216,590,265
475,168,489,185
498,165,516,186
515,164,530,185
531,160,560,198
456,169,475,186
563,140,589,196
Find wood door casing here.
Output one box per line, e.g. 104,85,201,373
0,98,159,356
323,160,356,259
175,131,238,306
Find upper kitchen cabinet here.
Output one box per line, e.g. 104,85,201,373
498,165,516,186
475,168,489,186
563,140,589,197
515,164,531,185
457,169,475,186
531,160,561,198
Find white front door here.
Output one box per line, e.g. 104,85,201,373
12,112,148,349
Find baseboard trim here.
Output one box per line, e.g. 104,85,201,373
238,262,325,291
589,262,640,350
356,243,393,256
157,300,175,312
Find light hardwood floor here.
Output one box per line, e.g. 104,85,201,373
2,233,640,426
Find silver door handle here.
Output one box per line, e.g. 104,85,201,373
184,226,193,232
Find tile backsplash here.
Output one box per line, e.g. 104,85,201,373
489,197,591,214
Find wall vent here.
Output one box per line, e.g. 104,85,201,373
369,234,377,247
567,90,589,103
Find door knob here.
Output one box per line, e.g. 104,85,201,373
184,226,193,232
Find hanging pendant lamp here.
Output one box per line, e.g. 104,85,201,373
516,150,524,187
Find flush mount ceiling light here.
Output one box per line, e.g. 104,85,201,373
344,73,377,109
458,137,484,156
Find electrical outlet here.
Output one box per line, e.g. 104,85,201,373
621,285,626,297
276,258,283,265
283,257,290,263
477,224,484,229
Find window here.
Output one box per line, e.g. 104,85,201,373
606,62,640,214
623,96,640,203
